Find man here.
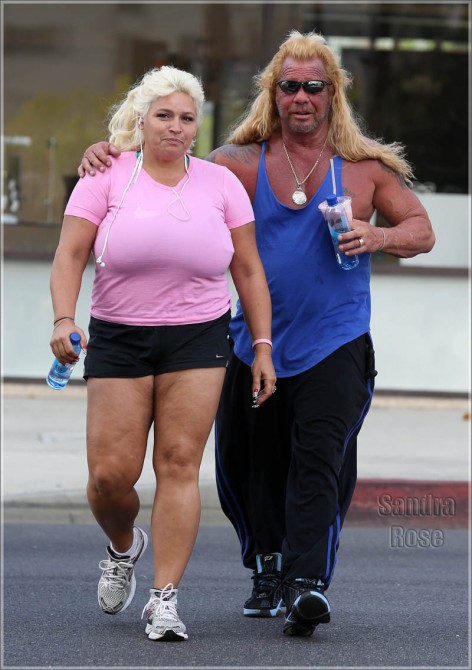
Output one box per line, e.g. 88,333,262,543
79,30,435,638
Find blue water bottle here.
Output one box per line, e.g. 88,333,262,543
325,194,359,270
46,332,82,390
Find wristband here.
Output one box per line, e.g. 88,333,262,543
252,338,273,350
54,316,75,327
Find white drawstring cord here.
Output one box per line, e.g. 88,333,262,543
166,155,191,222
95,149,143,268
95,151,191,267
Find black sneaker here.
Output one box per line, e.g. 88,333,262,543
243,553,283,617
283,578,330,637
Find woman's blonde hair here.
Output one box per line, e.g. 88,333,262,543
108,66,205,150
226,30,414,183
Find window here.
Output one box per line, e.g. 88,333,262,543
3,2,468,269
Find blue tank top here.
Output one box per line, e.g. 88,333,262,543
230,142,371,377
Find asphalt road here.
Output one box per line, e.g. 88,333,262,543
2,523,470,669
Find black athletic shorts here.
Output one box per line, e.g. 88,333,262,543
83,310,231,379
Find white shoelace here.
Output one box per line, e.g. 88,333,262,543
141,583,179,623
98,559,133,589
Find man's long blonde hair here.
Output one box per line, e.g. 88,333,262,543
226,30,414,183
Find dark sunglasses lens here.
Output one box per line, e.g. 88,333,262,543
278,81,327,94
279,81,300,93
304,82,325,94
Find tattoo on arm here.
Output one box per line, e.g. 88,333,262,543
379,161,407,189
343,186,355,199
207,143,260,165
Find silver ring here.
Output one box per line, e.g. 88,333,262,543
272,386,277,394
359,237,364,248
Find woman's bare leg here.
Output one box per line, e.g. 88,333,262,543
151,367,226,587
86,376,154,552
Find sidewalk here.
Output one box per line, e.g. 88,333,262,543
2,382,470,526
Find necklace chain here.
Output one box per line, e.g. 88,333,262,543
282,136,328,189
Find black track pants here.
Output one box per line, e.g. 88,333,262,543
215,333,376,585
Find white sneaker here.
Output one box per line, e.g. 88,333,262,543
142,583,188,641
97,527,148,614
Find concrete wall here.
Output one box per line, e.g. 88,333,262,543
3,258,470,394
369,271,469,393
399,193,471,270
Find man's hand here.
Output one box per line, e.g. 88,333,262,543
78,142,121,177
338,219,386,255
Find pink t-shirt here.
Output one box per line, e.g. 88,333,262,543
65,152,255,325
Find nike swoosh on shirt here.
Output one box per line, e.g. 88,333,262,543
134,205,163,219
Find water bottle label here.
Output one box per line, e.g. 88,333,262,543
46,333,82,390
329,218,350,234
46,360,74,389
329,229,359,270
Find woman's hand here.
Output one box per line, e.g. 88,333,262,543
251,349,277,407
50,320,88,365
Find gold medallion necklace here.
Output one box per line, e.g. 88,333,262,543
282,136,328,205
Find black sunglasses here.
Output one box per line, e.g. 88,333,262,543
276,80,332,95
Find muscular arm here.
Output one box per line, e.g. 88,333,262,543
372,162,435,258
341,160,435,258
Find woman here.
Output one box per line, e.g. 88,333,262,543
49,66,276,642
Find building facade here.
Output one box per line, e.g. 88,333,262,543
2,2,470,392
